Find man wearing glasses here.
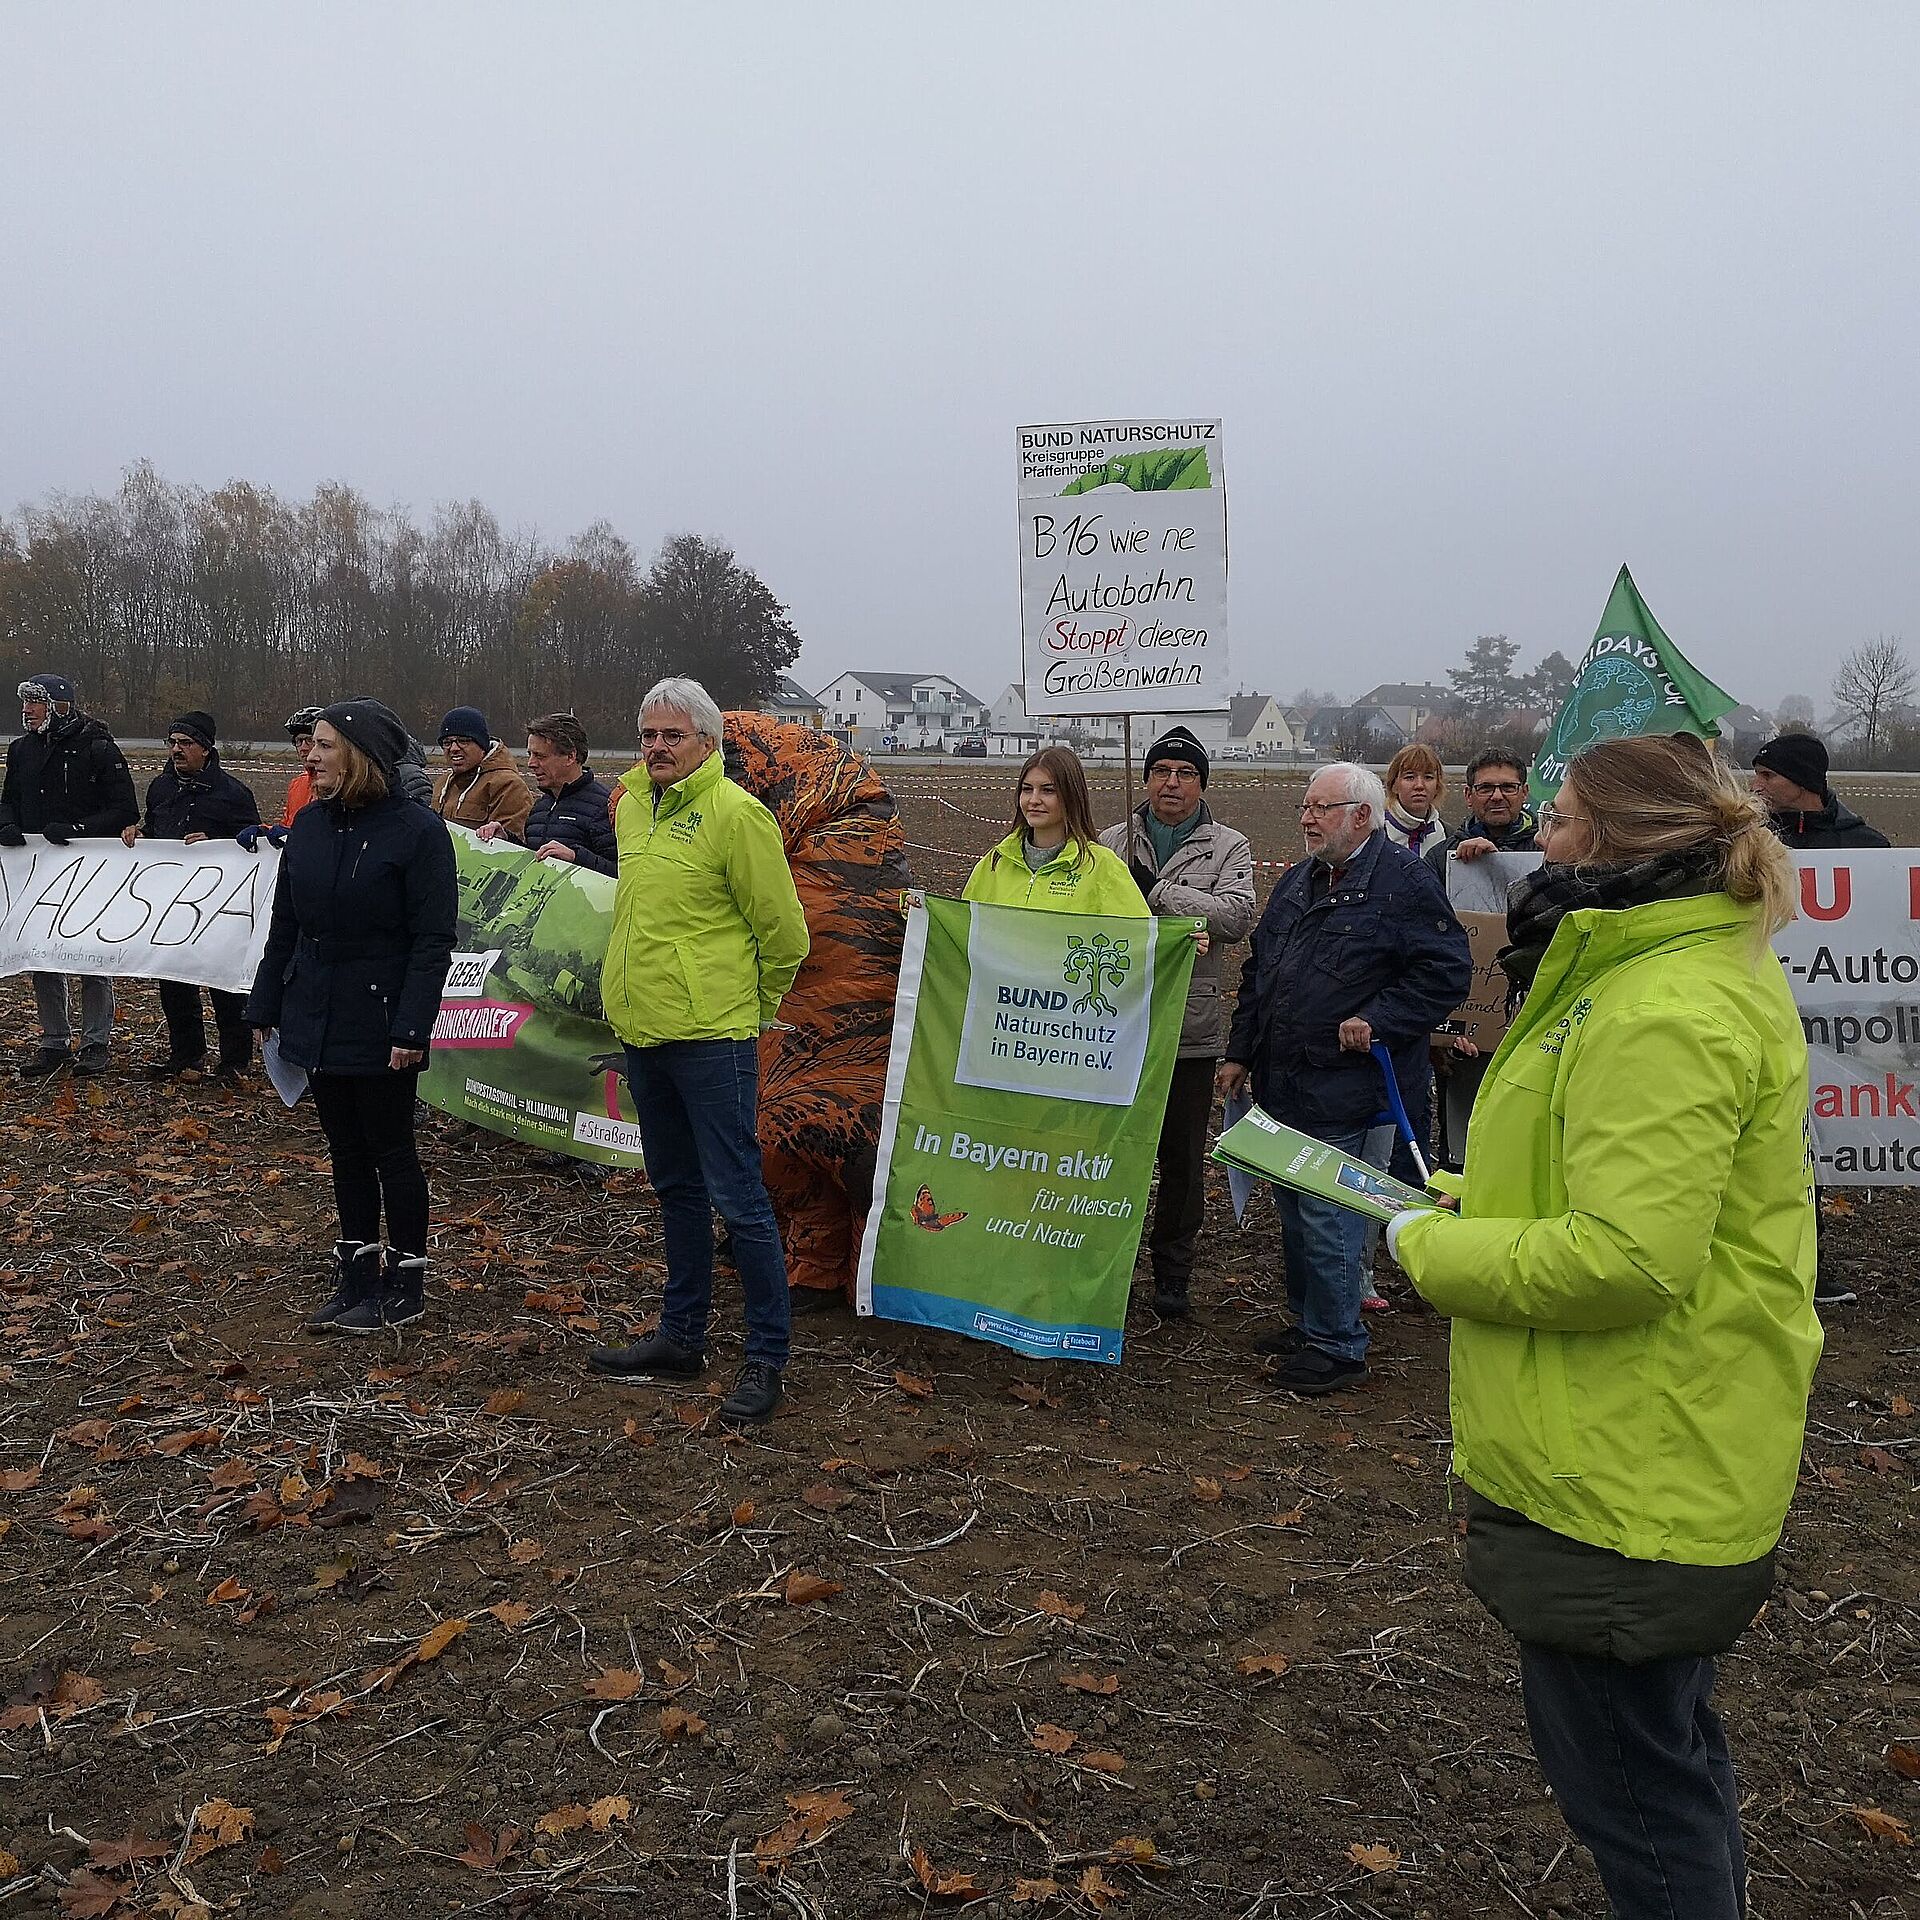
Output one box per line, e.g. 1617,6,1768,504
1424,751,1537,876
1425,751,1538,1165
586,677,809,1427
1221,764,1470,1394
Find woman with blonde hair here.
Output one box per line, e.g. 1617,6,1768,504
1380,742,1447,857
1386,734,1816,1920
962,745,1146,916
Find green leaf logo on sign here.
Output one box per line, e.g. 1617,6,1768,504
1063,932,1130,1017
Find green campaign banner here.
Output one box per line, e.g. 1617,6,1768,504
856,895,1195,1364
1213,1106,1438,1226
418,828,645,1166
1531,564,1739,808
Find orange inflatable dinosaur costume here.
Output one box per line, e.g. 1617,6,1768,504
721,713,911,1299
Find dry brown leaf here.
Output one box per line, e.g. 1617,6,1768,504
657,1659,692,1692
1348,1840,1400,1873
1108,1835,1159,1865
206,1458,254,1491
1036,1590,1086,1621
416,1618,468,1662
507,1538,543,1564
731,1500,756,1528
1858,1445,1902,1475
88,1833,169,1870
659,1704,707,1739
1061,1670,1120,1695
1007,1380,1062,1409
52,1672,105,1716
0,1847,19,1877
1236,1651,1291,1679
586,1794,631,1832
534,1803,589,1836
182,1799,253,1864
785,1571,843,1606
154,1427,221,1456
910,1844,981,1898
1029,1722,1078,1754
1888,1742,1920,1780
1271,1503,1308,1528
456,1822,523,1871
341,1451,386,1480
0,1465,41,1492
1191,1475,1223,1504
1078,1865,1125,1908
205,1575,250,1608
802,1480,853,1512
1852,1805,1912,1845
1080,1749,1127,1775
488,1601,536,1628
1892,1393,1914,1417
1012,1878,1060,1904
893,1369,934,1399
483,1388,526,1416
259,1844,286,1874
582,1667,645,1701
57,1870,125,1918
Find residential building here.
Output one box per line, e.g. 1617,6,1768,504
1354,682,1453,741
759,674,825,728
1225,694,1300,758
816,671,988,750
986,684,1230,760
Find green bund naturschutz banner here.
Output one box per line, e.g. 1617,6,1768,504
418,828,645,1166
856,895,1194,1364
1530,564,1739,808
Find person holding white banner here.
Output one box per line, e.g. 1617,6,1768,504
1386,735,1817,1920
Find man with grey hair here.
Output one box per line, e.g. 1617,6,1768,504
1221,762,1470,1393
585,676,809,1426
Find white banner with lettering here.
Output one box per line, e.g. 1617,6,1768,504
0,836,279,994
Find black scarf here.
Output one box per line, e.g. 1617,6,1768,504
1499,845,1725,991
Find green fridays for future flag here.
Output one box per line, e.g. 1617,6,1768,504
1530,566,1739,808
856,896,1195,1365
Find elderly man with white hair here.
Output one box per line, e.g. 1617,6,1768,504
1220,762,1471,1394
585,676,809,1426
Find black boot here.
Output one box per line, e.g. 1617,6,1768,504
307,1241,382,1334
335,1249,427,1334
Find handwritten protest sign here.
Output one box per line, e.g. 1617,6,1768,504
1016,419,1229,715
0,835,277,992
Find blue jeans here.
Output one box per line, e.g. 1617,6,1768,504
624,1040,790,1369
1274,1123,1370,1362
1520,1646,1746,1918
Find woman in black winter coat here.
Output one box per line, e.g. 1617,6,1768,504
245,699,457,1334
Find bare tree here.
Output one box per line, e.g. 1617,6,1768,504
1831,636,1915,763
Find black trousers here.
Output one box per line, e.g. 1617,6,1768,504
310,1070,429,1254
1520,1644,1746,1919
158,979,253,1068
1148,1055,1217,1289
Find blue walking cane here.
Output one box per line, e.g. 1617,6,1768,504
1369,1041,1430,1187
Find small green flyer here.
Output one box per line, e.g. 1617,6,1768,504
1212,1106,1438,1225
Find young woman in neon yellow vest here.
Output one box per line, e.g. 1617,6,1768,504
961,746,1151,916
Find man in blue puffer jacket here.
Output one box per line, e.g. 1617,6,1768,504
1220,762,1471,1395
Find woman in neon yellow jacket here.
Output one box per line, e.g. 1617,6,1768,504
1387,734,1818,1920
961,746,1148,916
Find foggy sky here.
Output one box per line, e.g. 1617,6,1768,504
3,2,1915,712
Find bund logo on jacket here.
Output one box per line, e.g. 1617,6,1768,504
667,809,704,845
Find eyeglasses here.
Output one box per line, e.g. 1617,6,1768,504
1468,780,1524,796
165,737,197,750
640,728,692,745
1297,799,1364,818
1536,803,1585,831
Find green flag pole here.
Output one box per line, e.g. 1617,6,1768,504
1530,565,1739,807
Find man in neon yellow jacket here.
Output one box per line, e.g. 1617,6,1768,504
587,677,809,1427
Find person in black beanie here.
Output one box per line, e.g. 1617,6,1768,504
246,698,457,1334
123,711,262,1080
1097,725,1253,1316
1750,733,1889,850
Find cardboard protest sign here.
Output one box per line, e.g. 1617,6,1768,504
1436,911,1514,1052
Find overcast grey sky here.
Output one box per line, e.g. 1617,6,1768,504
3,3,1914,710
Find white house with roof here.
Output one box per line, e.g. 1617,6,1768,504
816,671,987,750
759,674,825,728
1355,682,1453,741
1225,694,1300,757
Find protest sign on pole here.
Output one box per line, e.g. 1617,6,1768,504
1016,420,1228,716
856,895,1194,1363
1531,566,1738,809
417,829,645,1166
0,835,277,992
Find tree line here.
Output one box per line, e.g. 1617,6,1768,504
0,462,801,743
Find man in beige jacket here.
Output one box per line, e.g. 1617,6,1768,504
433,706,532,839
1098,727,1254,1317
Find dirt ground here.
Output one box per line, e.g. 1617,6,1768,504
0,759,1914,1918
